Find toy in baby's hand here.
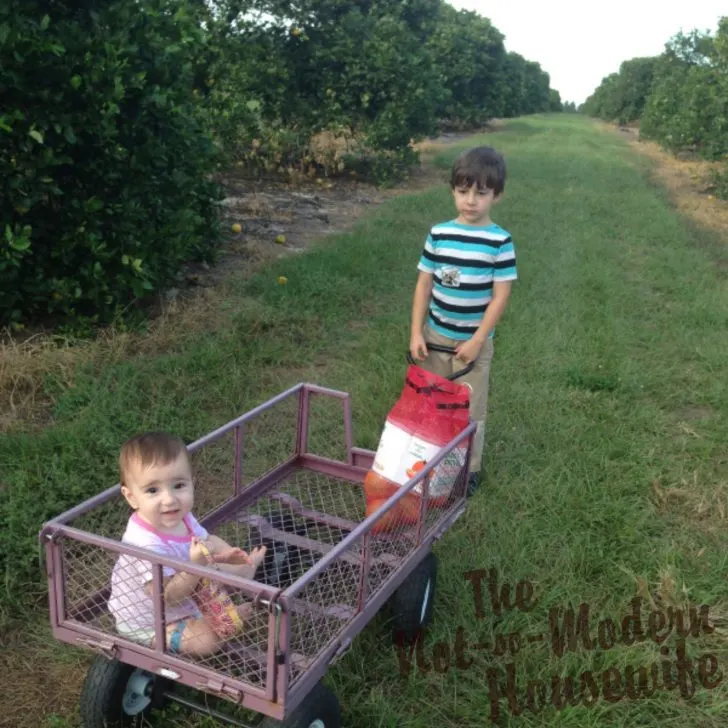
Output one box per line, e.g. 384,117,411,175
191,539,261,640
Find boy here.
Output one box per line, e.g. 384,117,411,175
409,146,517,496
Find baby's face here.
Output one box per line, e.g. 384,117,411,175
121,452,194,532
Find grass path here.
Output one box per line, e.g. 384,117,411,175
2,114,728,726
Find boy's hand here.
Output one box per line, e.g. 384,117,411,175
409,333,428,361
455,337,483,365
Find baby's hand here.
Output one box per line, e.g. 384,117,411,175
212,545,267,568
189,537,209,566
213,545,267,579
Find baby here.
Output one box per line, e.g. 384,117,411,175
107,431,266,657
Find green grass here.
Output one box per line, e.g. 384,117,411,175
2,113,728,726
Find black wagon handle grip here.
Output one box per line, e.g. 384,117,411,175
406,341,475,381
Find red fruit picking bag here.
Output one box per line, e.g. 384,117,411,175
363,363,471,533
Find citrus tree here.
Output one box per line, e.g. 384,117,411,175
0,0,222,328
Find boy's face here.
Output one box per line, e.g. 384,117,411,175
452,183,500,226
121,452,194,532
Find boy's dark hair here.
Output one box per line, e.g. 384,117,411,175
119,431,189,487
450,146,506,196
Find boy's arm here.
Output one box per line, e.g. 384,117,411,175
475,280,512,341
455,281,512,363
456,234,517,363
410,271,433,359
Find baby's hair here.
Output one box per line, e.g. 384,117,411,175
119,431,189,488
451,146,507,196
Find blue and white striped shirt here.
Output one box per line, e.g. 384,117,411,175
417,220,517,340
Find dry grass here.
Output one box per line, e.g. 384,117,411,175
411,119,506,156
307,128,360,177
597,121,728,241
0,333,88,432
0,286,232,433
626,561,728,649
651,475,728,532
0,619,90,728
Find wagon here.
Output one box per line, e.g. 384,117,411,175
40,382,476,727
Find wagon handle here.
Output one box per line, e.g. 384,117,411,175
406,342,475,381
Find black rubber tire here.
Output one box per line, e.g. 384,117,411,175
389,551,438,644
258,680,341,728
79,655,168,728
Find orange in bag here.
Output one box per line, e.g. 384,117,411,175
364,362,470,534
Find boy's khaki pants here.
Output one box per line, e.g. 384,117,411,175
418,324,494,475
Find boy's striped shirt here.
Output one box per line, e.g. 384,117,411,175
417,220,517,340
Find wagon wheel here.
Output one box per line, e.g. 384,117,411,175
258,680,341,728
389,551,438,644
79,654,170,728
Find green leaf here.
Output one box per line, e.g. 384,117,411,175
40,15,50,31
71,75,82,90
84,197,104,212
9,236,31,252
29,130,44,144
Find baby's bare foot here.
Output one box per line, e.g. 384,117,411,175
237,602,254,621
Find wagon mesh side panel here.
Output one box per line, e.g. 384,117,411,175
184,599,272,688
238,391,300,486
69,494,131,540
62,495,137,635
304,391,349,463
277,479,465,687
285,546,362,685
188,429,237,517
60,534,120,635
214,469,365,567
